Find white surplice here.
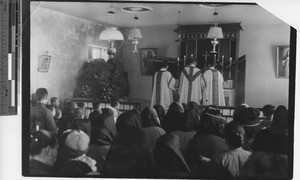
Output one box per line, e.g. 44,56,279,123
178,65,202,104
201,67,225,106
151,68,175,111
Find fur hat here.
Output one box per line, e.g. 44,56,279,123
239,107,260,127
65,130,90,154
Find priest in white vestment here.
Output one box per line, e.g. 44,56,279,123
178,59,202,104
201,59,225,106
151,62,176,111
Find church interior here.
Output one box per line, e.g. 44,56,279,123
25,1,293,178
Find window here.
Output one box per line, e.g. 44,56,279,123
88,45,108,61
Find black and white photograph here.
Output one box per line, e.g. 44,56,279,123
0,0,299,180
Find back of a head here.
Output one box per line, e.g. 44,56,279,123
110,99,119,108
262,104,275,117
198,106,225,137
73,108,84,119
153,104,165,117
207,58,216,67
161,61,168,68
66,101,77,113
77,102,85,109
141,107,160,127
92,100,101,110
36,88,48,101
168,102,183,113
224,121,245,148
187,101,199,113
30,130,58,156
116,110,142,133
272,105,288,131
187,58,196,65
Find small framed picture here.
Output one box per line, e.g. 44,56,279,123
139,48,158,76
276,46,290,78
38,55,51,72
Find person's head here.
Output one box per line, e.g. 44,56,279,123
262,104,275,119
188,58,197,66
168,102,184,113
236,107,261,145
207,58,216,68
46,105,56,117
271,105,288,133
224,121,245,148
73,108,84,119
116,109,142,133
161,61,168,69
63,130,90,158
110,99,120,109
153,104,165,123
187,101,199,114
30,130,59,166
36,88,48,104
77,102,86,109
141,107,160,127
198,106,226,137
66,101,77,113
50,97,59,107
92,100,101,110
105,107,118,122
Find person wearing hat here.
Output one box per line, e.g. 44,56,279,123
234,107,262,151
59,130,98,176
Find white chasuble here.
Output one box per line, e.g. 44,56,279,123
151,68,175,111
201,67,225,106
178,66,202,104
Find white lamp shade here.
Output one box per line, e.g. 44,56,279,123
207,26,223,39
128,28,142,40
99,27,124,41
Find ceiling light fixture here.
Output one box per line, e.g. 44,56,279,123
99,4,124,58
207,10,223,53
175,11,183,44
128,14,142,53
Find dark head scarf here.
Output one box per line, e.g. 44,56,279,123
141,107,160,127
271,105,288,134
197,107,226,137
103,127,154,178
153,104,166,125
187,101,199,115
96,108,117,146
163,102,184,133
154,133,191,178
116,109,142,133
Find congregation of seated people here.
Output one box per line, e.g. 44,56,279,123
29,88,289,178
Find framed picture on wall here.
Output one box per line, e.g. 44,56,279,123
139,48,158,76
38,55,51,72
276,46,290,78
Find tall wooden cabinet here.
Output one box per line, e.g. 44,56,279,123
177,23,245,106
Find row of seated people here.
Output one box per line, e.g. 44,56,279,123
29,97,289,178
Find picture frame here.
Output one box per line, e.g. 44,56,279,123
276,46,290,78
139,48,158,76
38,55,51,72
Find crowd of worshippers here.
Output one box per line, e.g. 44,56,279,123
29,88,289,178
